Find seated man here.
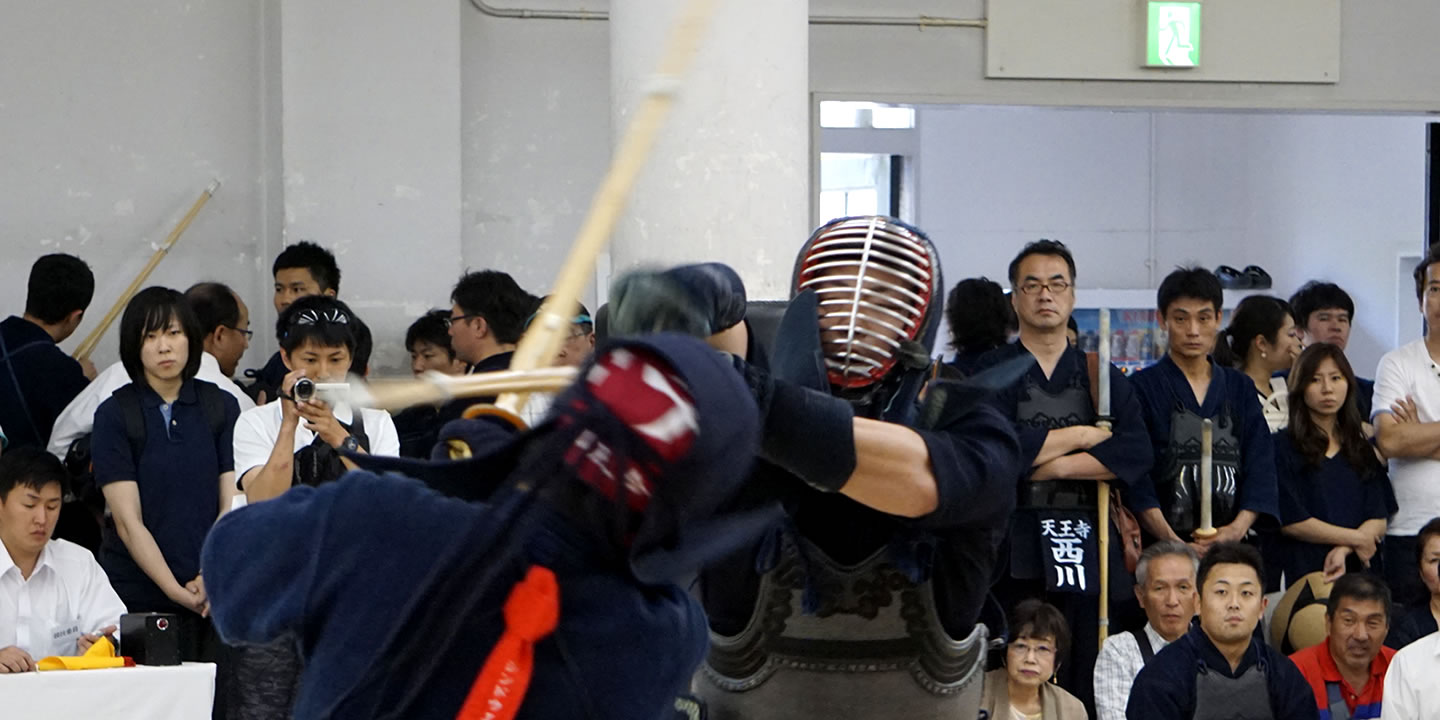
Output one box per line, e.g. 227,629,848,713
1094,541,1199,720
202,334,779,719
1382,628,1440,719
0,448,126,672
48,281,257,461
0,253,96,451
1127,542,1316,720
1289,573,1395,720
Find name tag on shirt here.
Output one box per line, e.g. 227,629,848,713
51,622,82,654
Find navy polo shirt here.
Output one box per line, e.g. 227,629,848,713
1127,621,1318,720
0,316,91,449
93,378,240,613
1274,431,1396,583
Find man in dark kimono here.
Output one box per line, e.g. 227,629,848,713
979,239,1153,710
1128,268,1279,557
609,217,1024,720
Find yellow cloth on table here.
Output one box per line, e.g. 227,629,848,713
37,636,133,671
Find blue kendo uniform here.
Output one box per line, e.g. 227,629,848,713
608,219,1025,720
1129,355,1280,543
1126,620,1317,720
977,339,1153,710
202,334,779,720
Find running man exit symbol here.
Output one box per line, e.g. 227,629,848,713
1146,2,1201,68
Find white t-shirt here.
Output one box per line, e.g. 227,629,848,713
48,352,255,460
1371,339,1440,535
0,538,127,659
232,399,401,482
1381,630,1440,720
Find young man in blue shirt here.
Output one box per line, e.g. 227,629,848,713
1288,281,1374,421
1127,542,1316,719
246,241,341,402
0,254,96,451
1129,268,1279,556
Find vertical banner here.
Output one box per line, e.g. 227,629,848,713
1038,511,1100,595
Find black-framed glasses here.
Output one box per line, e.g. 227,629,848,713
224,326,254,339
1018,279,1072,296
445,313,481,329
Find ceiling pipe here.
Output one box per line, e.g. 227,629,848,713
467,0,986,28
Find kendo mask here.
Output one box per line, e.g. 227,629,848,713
792,216,944,407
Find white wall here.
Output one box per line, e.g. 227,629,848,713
914,105,1428,375
0,1,274,371
4,0,1440,376
460,8,611,306
281,0,463,374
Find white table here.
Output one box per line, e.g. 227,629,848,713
0,662,215,719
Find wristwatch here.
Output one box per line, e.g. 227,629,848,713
340,435,360,453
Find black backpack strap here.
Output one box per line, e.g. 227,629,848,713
0,331,48,443
110,384,149,466
195,381,230,438
1131,627,1156,665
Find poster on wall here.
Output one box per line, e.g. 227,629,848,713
1074,308,1235,374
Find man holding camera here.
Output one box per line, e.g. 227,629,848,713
233,295,399,503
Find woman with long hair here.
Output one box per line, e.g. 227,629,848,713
1214,295,1302,432
1274,343,1395,585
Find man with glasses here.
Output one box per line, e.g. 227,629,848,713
441,270,540,422
978,239,1154,711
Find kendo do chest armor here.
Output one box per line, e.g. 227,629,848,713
697,217,985,719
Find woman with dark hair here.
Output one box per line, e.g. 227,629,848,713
92,286,241,660
945,277,1016,377
1215,295,1302,432
1275,343,1395,586
981,599,1088,720
1386,516,1440,650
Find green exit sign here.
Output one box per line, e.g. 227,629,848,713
1147,2,1201,68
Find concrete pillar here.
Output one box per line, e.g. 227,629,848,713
609,0,810,301
280,0,462,373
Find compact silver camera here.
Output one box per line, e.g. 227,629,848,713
292,378,350,403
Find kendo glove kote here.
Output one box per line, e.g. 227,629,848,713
733,355,857,493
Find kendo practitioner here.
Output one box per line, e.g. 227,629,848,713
977,239,1153,711
1128,268,1279,557
608,216,1024,720
201,334,783,720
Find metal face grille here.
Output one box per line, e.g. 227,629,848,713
797,217,934,388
